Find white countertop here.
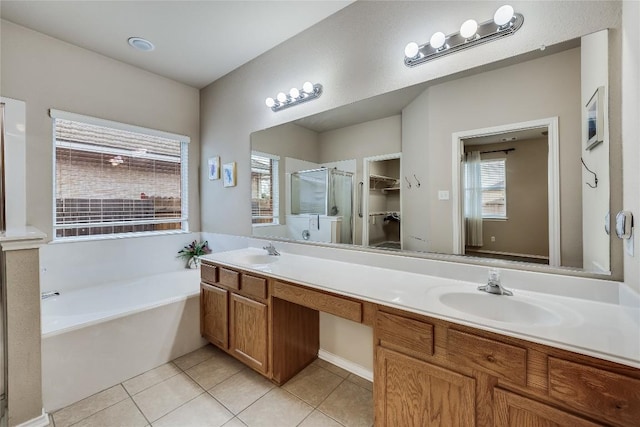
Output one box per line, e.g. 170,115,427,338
203,248,640,369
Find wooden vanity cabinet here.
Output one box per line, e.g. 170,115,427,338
200,261,270,375
375,346,475,426
374,307,639,427
200,283,228,349
494,388,602,427
229,293,268,373
201,259,640,426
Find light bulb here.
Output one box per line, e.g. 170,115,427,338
265,97,275,108
494,5,514,27
289,87,300,99
404,42,420,58
277,92,287,103
302,81,314,93
429,32,446,50
460,19,478,39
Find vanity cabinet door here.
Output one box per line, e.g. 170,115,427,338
375,347,475,427
230,293,268,374
494,388,601,427
200,283,228,349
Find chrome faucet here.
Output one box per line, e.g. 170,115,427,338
477,269,513,296
41,290,60,300
263,242,280,256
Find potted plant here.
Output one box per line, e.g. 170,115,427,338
177,240,212,269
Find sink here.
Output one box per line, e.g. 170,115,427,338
236,254,279,265
438,292,562,326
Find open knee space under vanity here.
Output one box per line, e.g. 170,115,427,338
200,251,640,427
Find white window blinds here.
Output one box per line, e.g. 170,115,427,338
251,152,279,224
51,110,189,238
481,159,507,218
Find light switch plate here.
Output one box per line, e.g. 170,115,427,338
438,190,450,200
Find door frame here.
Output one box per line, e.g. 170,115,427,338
451,117,560,267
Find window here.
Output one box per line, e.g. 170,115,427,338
51,110,189,239
251,152,279,224
481,158,506,218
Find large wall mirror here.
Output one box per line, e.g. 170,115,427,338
251,31,617,278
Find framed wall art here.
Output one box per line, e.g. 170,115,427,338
585,86,604,150
223,162,236,187
208,156,220,180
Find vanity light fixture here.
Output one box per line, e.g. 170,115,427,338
265,81,323,112
404,4,523,67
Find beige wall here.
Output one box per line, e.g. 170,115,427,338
402,48,583,267
0,20,201,238
251,122,319,162
465,139,549,257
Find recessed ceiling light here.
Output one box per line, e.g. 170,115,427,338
128,37,155,52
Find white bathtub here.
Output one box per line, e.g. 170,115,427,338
41,269,206,411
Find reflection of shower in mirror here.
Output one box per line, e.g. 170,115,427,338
290,167,354,244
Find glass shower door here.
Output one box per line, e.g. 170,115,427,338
328,170,354,244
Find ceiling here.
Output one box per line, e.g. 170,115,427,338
0,0,353,89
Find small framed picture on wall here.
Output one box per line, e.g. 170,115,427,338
585,86,604,150
223,162,237,187
208,156,220,180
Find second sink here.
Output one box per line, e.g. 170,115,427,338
438,292,562,326
237,254,280,265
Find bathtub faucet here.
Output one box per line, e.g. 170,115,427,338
41,290,60,300
263,242,280,256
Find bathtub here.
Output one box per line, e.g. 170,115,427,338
41,269,206,411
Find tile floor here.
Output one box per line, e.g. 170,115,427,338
50,345,374,427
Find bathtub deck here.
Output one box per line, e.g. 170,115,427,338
50,344,374,427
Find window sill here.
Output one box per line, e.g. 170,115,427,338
51,229,191,244
483,217,508,221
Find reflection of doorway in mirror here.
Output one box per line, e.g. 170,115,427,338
452,118,560,267
363,153,402,250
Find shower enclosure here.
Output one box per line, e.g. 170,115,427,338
291,168,354,244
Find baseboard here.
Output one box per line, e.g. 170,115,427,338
318,349,373,382
15,409,49,427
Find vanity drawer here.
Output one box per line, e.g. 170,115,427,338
272,281,362,323
201,263,218,285
548,357,640,426
241,274,268,300
447,329,527,386
218,267,240,290
376,311,434,358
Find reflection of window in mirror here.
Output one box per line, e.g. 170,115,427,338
251,152,279,225
481,158,507,219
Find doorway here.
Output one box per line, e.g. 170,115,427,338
362,153,402,250
452,118,560,266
